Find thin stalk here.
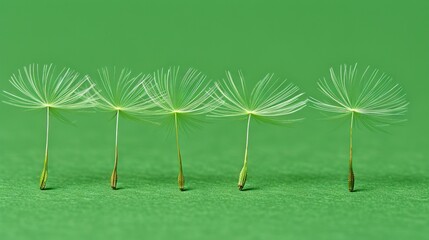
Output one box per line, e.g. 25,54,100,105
39,107,50,190
348,111,355,192
111,110,119,189
174,112,185,191
238,114,251,190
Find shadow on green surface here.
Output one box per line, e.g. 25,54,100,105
351,189,367,193
240,187,260,191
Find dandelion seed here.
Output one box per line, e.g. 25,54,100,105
213,71,307,190
2,64,96,189
93,67,155,189
310,64,409,192
142,67,221,191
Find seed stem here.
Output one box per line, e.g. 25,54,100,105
174,112,185,191
238,113,251,190
39,107,50,190
111,110,119,189
348,111,355,192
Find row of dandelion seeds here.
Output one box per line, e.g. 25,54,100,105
3,64,409,192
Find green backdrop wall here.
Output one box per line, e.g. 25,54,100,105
0,1,427,240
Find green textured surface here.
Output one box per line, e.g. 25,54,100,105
0,1,428,239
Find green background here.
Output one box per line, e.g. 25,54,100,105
0,1,427,239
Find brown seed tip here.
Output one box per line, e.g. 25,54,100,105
39,170,48,190
348,171,355,192
348,181,355,192
110,170,118,190
178,173,185,191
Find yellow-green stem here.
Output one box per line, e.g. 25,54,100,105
238,114,251,190
348,111,355,192
39,107,50,190
111,110,119,189
174,112,185,191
